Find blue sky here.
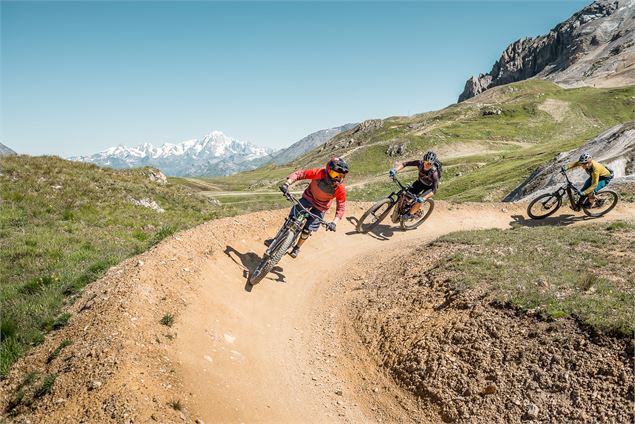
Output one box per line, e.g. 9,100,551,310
2,1,587,157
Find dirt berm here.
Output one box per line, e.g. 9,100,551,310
1,202,634,423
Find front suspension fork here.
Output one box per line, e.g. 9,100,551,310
566,187,577,209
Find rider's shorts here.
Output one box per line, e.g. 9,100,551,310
289,197,325,232
408,180,434,197
581,176,611,194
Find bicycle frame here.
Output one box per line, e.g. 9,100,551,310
264,193,327,257
552,171,581,208
388,177,418,216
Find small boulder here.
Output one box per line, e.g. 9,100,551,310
526,403,539,419
482,384,497,395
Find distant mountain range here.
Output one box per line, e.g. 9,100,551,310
459,0,634,101
0,142,17,156
71,131,273,177
71,124,355,177
268,123,357,165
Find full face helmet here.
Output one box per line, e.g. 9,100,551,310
326,157,349,182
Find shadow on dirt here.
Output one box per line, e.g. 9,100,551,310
345,216,399,241
224,246,287,292
510,213,596,228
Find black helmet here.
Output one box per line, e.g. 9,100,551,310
326,157,349,181
579,152,591,164
422,151,437,163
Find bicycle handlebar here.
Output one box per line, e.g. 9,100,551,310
559,168,573,185
390,176,419,199
391,176,409,190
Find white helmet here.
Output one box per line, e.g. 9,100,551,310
579,152,591,164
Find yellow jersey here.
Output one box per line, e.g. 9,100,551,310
567,160,612,195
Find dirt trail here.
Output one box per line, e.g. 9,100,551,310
3,202,634,423
172,202,634,423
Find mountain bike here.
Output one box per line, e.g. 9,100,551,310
356,177,434,233
248,191,328,286
527,169,618,219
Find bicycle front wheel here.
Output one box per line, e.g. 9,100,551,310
356,198,394,233
527,193,561,219
400,199,434,230
249,229,296,285
582,190,618,217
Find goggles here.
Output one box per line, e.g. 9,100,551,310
328,169,346,180
422,160,433,167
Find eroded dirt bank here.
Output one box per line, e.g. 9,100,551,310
348,242,634,423
1,202,633,423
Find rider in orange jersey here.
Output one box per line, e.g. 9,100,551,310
265,157,349,258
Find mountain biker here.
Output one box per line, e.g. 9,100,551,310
264,157,349,258
562,152,613,210
388,151,439,219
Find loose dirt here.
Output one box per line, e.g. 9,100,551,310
1,202,634,423
349,241,634,423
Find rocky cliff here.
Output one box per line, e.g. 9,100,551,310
459,0,635,102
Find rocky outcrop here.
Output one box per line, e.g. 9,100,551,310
459,0,634,102
127,196,165,213
386,143,407,157
350,119,383,135
504,121,635,201
144,168,168,185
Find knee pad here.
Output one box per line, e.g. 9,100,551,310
300,229,311,240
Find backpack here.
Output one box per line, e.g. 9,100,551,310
434,159,443,179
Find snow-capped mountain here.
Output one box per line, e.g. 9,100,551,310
71,131,275,176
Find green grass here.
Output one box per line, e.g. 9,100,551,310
4,370,58,414
46,339,72,364
435,221,635,336
168,399,183,411
160,313,175,327
33,373,57,399
180,81,634,206
0,156,219,378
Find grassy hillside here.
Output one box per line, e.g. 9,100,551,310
436,221,635,337
0,156,219,378
182,80,634,207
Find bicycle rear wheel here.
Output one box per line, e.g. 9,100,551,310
248,229,296,285
356,198,394,233
527,193,561,219
582,190,618,217
400,199,434,230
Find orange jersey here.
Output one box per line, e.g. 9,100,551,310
287,168,346,219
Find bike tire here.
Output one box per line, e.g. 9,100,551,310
527,193,562,219
582,190,618,217
356,198,394,233
400,199,435,230
248,230,296,285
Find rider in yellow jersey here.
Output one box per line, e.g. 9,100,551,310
563,152,613,210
